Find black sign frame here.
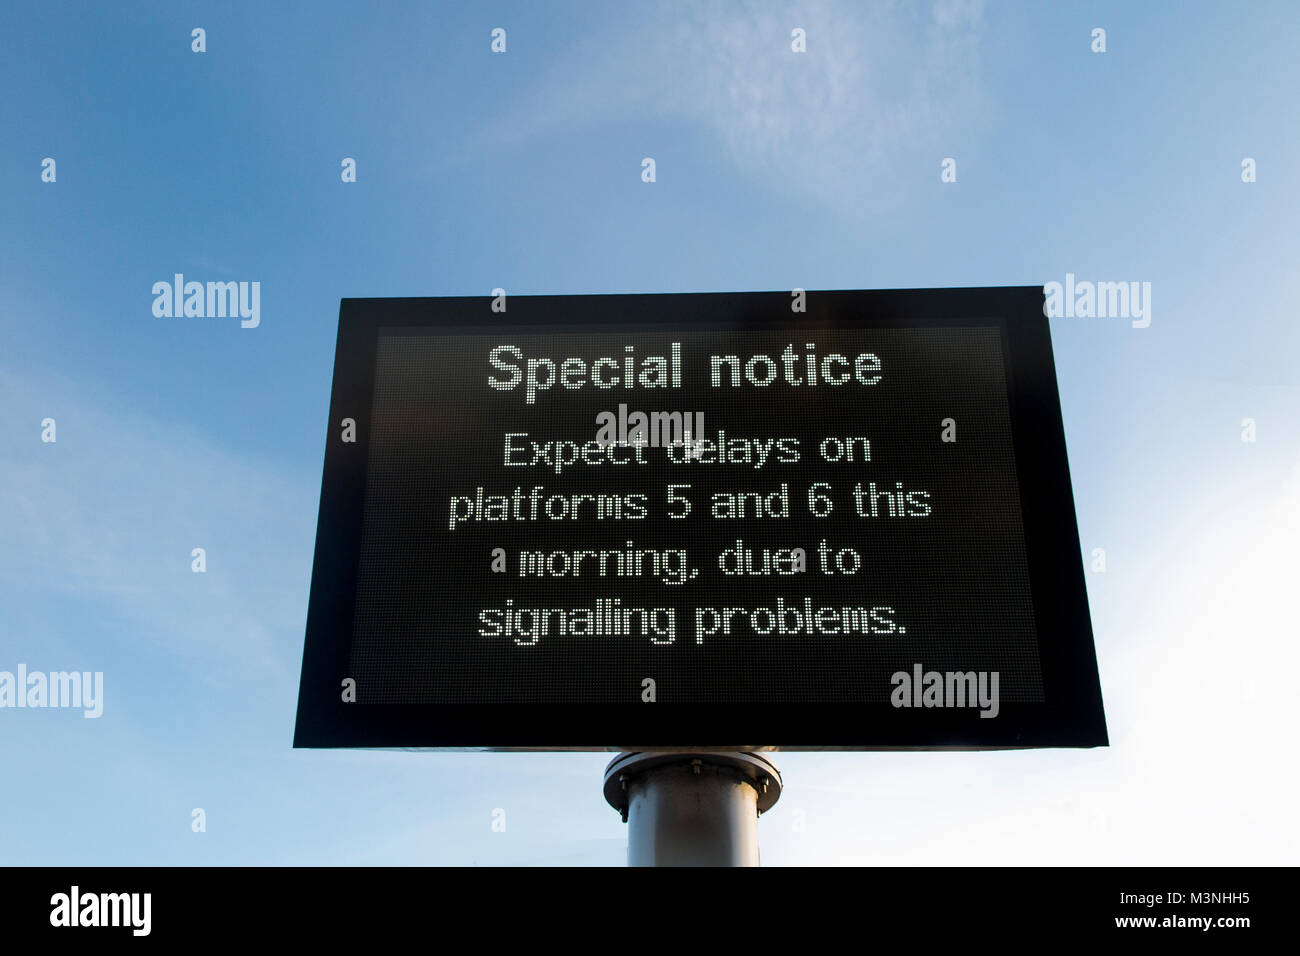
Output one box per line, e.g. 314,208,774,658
293,287,1107,750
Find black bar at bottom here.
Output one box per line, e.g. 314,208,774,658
0,865,1284,941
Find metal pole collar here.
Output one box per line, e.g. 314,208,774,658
603,751,783,821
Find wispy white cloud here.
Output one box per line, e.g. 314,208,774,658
0,368,314,682
472,0,989,208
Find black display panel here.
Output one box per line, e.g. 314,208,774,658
293,288,1107,750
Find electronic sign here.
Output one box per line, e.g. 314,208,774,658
293,288,1107,750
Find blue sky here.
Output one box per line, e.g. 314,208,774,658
2,0,1298,865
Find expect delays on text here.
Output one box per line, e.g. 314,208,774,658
503,430,801,474
478,597,900,645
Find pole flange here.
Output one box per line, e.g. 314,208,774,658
604,751,782,865
603,752,783,817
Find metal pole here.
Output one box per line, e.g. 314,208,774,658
603,752,782,866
